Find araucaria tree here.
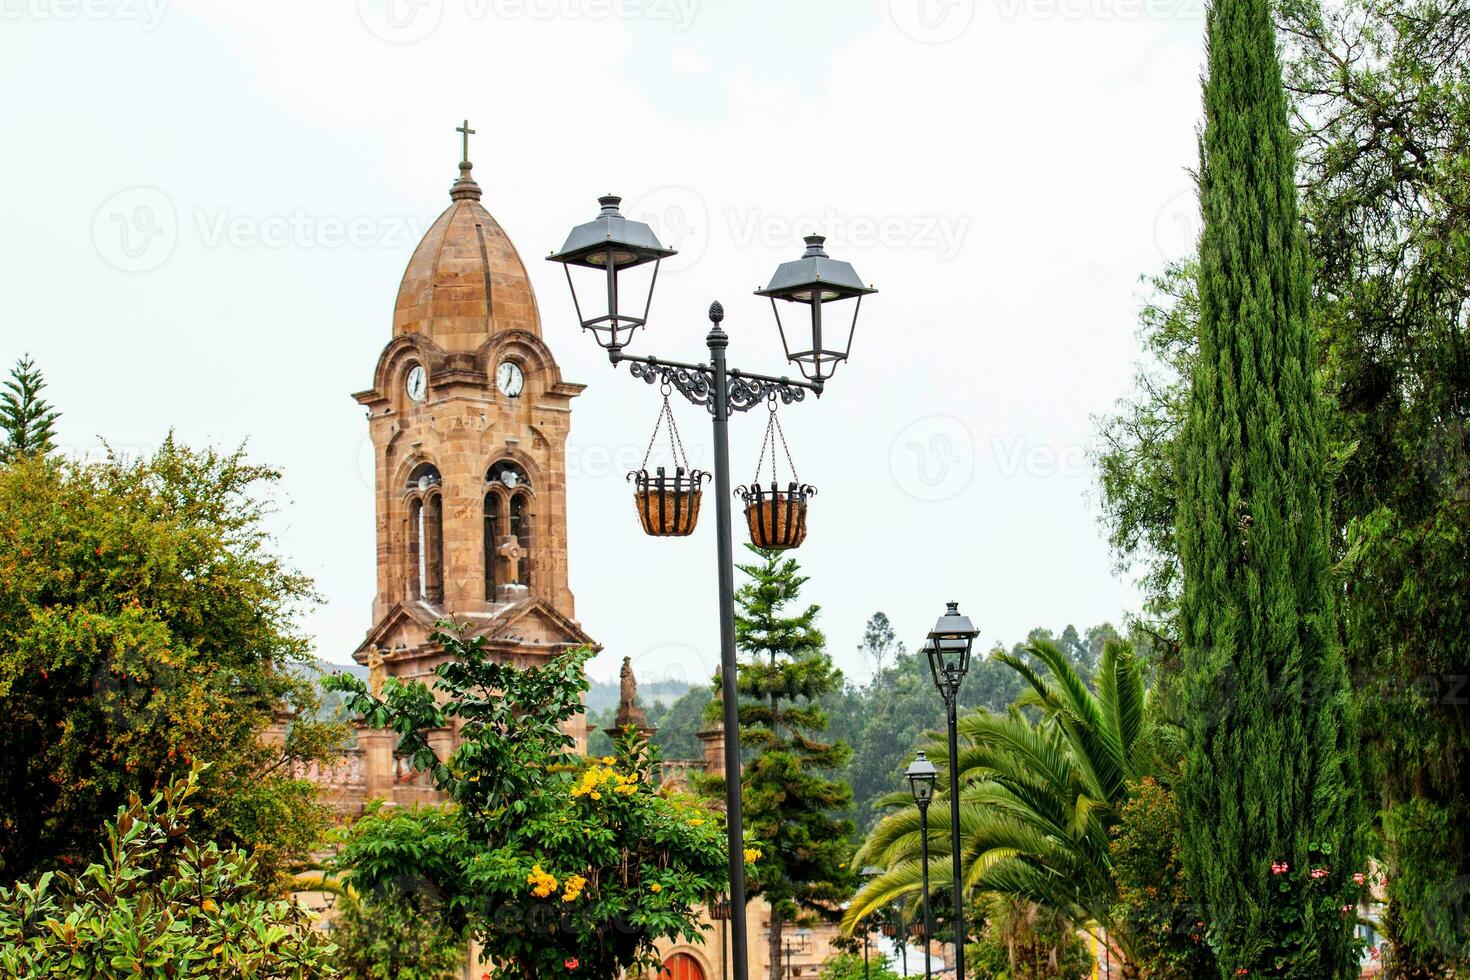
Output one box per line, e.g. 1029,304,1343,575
1174,0,1364,973
707,547,854,980
0,355,59,462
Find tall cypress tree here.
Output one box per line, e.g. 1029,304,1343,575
702,546,854,980
1174,0,1363,974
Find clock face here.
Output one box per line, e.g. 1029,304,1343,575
496,361,525,398
405,364,427,402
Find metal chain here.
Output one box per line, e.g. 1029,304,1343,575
752,397,801,486
639,389,692,472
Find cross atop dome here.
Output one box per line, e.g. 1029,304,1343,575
450,117,481,202
457,119,475,165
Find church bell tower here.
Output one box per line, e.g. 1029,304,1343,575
351,124,595,718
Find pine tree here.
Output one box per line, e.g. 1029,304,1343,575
704,546,855,980
0,355,59,462
1174,0,1363,974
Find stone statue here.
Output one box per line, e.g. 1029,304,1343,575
366,647,387,697
614,656,649,729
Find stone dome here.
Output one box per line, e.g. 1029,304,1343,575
392,160,540,352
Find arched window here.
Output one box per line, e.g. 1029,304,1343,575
484,493,500,599
510,491,532,587
405,463,443,604
485,461,534,597
486,460,530,490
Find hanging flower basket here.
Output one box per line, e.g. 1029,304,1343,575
630,466,709,536
627,386,709,537
737,481,815,550
736,399,816,550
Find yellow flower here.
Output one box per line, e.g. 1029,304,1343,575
590,790,601,800
561,873,587,902
689,818,705,827
650,882,662,893
744,848,761,864
527,864,559,899
602,756,615,765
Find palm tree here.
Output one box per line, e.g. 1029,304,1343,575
842,638,1152,962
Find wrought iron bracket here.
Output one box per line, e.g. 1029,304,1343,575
615,352,822,415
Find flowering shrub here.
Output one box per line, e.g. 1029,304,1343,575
326,626,730,979
0,766,336,978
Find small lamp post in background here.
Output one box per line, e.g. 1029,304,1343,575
906,751,939,980
708,891,732,980
550,197,875,980
924,602,979,980
860,865,884,980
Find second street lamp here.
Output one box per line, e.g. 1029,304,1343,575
925,601,979,980
550,196,875,980
906,751,938,980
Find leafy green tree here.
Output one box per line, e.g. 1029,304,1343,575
0,766,337,978
1282,1,1470,971
1174,0,1365,970
0,441,342,887
701,546,855,980
326,628,729,979
818,950,901,980
327,805,467,980
1094,2,1469,969
967,897,1093,980
331,889,465,980
1108,777,1215,978
857,611,904,675
652,684,714,761
0,355,59,462
845,639,1152,963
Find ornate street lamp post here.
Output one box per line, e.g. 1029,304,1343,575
550,197,875,980
906,752,938,980
924,602,979,980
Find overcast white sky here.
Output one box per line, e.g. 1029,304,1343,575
1,0,1207,686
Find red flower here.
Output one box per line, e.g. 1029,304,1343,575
564,957,579,970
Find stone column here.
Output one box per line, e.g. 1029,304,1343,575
360,725,396,802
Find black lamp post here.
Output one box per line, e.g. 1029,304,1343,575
924,602,979,980
906,751,938,980
550,197,875,980
860,865,884,980
708,891,732,980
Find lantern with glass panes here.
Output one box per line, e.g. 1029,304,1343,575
925,601,980,704
755,234,876,383
547,195,674,359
